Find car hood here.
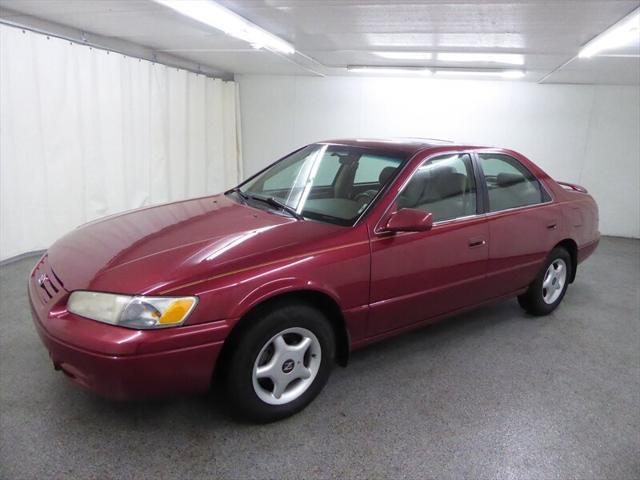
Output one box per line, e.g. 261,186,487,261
47,194,345,294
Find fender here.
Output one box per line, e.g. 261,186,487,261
230,276,345,320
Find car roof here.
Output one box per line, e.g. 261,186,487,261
319,137,486,155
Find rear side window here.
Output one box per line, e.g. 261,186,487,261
478,154,549,212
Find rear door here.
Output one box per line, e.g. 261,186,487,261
475,152,562,297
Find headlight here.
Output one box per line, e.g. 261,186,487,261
67,291,198,329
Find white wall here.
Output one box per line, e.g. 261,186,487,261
237,74,640,238
0,25,242,261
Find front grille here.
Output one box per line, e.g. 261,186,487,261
32,256,65,303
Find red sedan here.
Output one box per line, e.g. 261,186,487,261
29,138,600,421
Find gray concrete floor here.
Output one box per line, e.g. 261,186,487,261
1,237,638,479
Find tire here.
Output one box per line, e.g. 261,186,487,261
223,301,335,423
518,247,572,316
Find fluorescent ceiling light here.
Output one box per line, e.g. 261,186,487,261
437,52,525,66
347,66,432,75
435,69,526,79
579,7,639,58
373,52,433,60
154,0,295,54
499,70,526,79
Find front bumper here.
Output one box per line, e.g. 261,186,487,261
29,259,229,401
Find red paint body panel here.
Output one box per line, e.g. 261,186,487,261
368,217,489,335
484,203,562,295
29,270,228,399
29,139,600,400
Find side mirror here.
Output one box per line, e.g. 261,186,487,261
383,208,433,233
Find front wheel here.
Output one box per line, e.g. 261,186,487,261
223,302,335,422
518,247,572,316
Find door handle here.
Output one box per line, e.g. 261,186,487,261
547,223,557,230
468,237,486,248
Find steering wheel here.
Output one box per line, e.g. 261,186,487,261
354,189,378,207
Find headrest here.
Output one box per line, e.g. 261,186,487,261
430,164,456,176
378,166,397,185
399,168,430,208
497,172,525,187
435,172,466,198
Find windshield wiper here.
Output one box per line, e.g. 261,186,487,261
227,187,249,203
246,194,304,220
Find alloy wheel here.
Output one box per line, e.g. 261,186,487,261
252,327,322,405
542,258,567,304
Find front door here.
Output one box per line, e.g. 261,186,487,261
367,152,490,336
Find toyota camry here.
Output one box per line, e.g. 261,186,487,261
29,138,600,422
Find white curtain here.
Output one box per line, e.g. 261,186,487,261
0,24,242,261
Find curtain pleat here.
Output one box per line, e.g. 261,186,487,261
0,25,242,261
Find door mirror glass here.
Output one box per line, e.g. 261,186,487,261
384,208,433,232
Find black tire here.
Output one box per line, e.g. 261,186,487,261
223,301,335,423
518,247,572,316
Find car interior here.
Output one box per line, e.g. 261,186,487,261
302,161,401,221
252,149,548,224
478,153,549,212
397,163,477,222
482,171,544,211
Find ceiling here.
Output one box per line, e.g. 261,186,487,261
1,0,639,84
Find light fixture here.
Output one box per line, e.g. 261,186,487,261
373,52,433,60
499,70,526,79
154,0,295,54
436,52,525,66
434,69,526,79
578,7,639,58
347,66,432,75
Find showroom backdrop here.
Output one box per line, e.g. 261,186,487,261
2,24,639,262
0,25,241,261
238,75,640,239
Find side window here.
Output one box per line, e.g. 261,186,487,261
478,154,548,212
354,155,401,184
397,153,477,222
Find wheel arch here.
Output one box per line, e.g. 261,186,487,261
554,238,578,283
213,289,351,383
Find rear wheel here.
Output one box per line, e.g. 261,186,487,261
223,302,335,422
518,247,571,316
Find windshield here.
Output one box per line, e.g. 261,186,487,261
235,144,408,225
